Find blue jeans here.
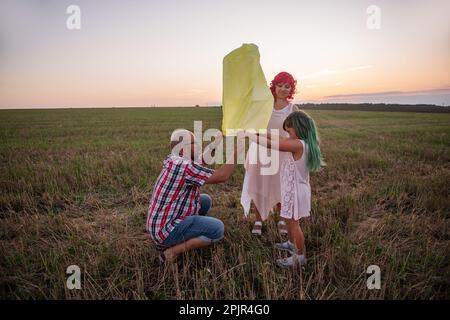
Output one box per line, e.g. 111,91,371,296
198,193,212,216
162,193,224,246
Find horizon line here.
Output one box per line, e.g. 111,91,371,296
1,102,449,111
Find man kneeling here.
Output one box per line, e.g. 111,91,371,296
146,129,239,262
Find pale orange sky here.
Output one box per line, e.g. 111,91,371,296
0,0,449,108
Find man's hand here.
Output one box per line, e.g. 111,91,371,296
205,132,243,184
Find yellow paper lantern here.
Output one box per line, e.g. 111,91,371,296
222,43,273,136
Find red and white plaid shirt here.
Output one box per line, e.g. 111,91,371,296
146,154,214,243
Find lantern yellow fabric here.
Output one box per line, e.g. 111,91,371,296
222,44,273,135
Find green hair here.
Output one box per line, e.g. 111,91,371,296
283,110,325,172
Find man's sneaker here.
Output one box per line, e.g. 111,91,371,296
276,254,306,268
274,241,295,254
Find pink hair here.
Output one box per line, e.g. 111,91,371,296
269,71,297,100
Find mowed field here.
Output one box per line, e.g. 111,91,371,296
0,107,449,299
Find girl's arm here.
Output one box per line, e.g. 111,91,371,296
245,131,303,154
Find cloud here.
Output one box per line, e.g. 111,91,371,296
314,87,450,105
323,87,450,99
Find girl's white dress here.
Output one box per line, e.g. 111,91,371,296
280,139,311,220
241,102,297,220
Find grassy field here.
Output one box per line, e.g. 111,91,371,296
0,107,449,299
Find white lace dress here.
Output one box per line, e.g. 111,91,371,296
280,139,311,220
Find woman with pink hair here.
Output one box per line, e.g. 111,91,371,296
241,71,300,236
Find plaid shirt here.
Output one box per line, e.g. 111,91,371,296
146,154,214,243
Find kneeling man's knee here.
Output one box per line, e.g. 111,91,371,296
210,219,224,242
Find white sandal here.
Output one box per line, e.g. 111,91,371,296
277,220,288,235
251,221,262,236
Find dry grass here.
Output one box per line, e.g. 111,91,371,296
0,107,449,299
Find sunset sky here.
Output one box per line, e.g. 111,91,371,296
0,0,449,108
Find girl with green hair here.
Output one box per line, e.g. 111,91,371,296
246,110,325,267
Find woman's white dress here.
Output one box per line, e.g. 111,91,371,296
240,102,297,220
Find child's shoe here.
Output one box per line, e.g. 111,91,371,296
277,220,288,235
274,241,307,255
274,240,295,254
276,254,306,268
251,221,262,236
